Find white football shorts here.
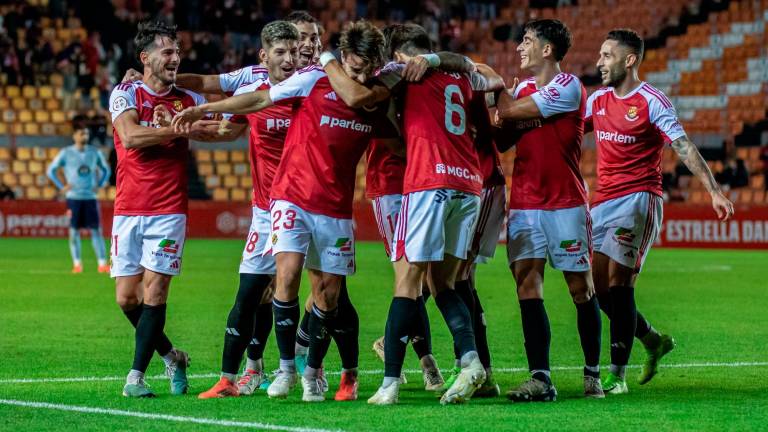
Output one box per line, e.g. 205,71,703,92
591,191,663,272
110,214,187,277
239,206,276,275
266,200,355,275
471,185,507,264
506,205,592,272
371,193,402,257
393,189,480,262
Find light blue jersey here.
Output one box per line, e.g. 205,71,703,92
46,145,111,200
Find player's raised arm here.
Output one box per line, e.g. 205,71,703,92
113,110,185,149
171,90,273,133
670,136,734,220
321,53,392,108
497,73,581,121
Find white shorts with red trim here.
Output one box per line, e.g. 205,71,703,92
239,206,276,275
393,189,480,262
266,200,355,275
371,194,402,257
506,205,592,272
471,185,507,264
591,192,663,272
110,214,187,277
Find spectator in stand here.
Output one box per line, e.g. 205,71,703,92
760,143,768,200
715,140,749,202
0,181,15,200
60,60,78,111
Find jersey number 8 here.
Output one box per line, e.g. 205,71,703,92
444,84,466,136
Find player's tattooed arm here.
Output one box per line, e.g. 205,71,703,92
671,136,735,220
113,110,187,149
399,52,475,82
171,90,273,134
323,60,392,108
436,52,477,73
176,74,224,94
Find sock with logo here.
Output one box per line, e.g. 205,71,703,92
132,303,167,373
384,297,418,378
246,301,273,363
576,296,602,372
296,310,311,352
330,278,359,369
519,299,551,375
609,285,637,368
122,303,173,356
411,296,432,359
435,289,477,358
307,304,336,370
598,291,653,340
222,273,271,374
273,297,300,369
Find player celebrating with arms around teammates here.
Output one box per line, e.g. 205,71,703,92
588,29,734,394
173,20,397,402
321,23,505,405
109,20,224,398
46,115,111,274
495,19,604,401
197,20,300,399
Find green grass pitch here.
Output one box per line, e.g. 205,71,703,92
1,238,766,431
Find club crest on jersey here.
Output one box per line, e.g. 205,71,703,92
625,106,639,121
173,100,184,112
271,233,278,245
335,237,352,252
559,239,582,253
540,87,560,104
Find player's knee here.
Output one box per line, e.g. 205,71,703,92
116,292,140,310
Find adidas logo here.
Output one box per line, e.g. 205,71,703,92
576,256,589,266
399,335,409,344
276,319,295,326
250,338,260,345
324,91,338,101
142,101,153,108
596,108,606,116
624,250,635,258
225,327,240,336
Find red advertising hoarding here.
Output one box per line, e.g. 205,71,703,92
1,200,766,249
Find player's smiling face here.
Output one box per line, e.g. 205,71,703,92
517,30,543,71
144,36,180,86
342,52,373,84
292,21,320,68
597,40,627,87
261,40,298,83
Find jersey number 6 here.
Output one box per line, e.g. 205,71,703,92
444,84,466,136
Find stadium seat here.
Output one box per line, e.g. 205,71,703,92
213,149,229,162
39,86,54,99
212,187,229,201
2,172,17,186
0,160,8,173
19,173,33,186
28,161,43,174
224,175,239,188
5,86,20,98
230,188,247,201
198,162,214,176
230,150,247,163
0,123,6,135
216,163,232,175
25,186,41,199
205,176,220,188
42,186,57,199
16,148,32,160
107,187,117,200
45,99,60,111
41,123,57,135
233,163,248,176
12,97,26,110
197,149,212,162
51,111,67,123
240,176,252,188
24,123,41,135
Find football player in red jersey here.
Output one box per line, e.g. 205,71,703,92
196,20,299,400
173,20,397,403
109,20,227,398
587,29,733,394
321,23,505,405
495,19,604,401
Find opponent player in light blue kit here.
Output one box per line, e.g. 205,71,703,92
47,115,111,274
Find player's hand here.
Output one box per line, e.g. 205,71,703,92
121,68,143,83
402,56,429,82
217,118,233,136
62,184,72,193
475,63,506,90
153,105,173,127
188,120,222,141
711,192,734,221
171,106,205,135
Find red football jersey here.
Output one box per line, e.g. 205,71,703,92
109,81,205,216
378,64,488,196
508,73,588,210
469,92,505,188
268,66,395,218
229,79,293,210
586,83,686,207
365,139,405,199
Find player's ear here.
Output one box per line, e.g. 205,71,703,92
139,50,150,67
259,48,268,64
625,53,638,69
542,42,553,60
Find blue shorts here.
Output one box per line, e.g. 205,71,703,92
66,199,101,229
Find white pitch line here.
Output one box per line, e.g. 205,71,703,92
1,361,766,385
0,399,344,432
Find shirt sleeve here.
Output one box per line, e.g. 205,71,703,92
95,149,111,187
108,83,138,122
268,66,325,103
375,62,404,91
219,66,268,94
46,149,65,189
585,91,598,121
468,71,492,92
529,73,582,118
647,93,686,144
225,81,264,122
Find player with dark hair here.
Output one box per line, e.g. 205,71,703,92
495,19,604,401
109,20,224,398
173,20,397,403
285,11,321,68
46,115,111,274
197,20,300,399
321,22,504,405
588,28,733,394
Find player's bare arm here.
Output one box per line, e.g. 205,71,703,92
400,52,475,82
172,90,273,133
670,136,735,220
495,89,543,121
113,109,186,149
121,68,224,95
323,59,392,108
